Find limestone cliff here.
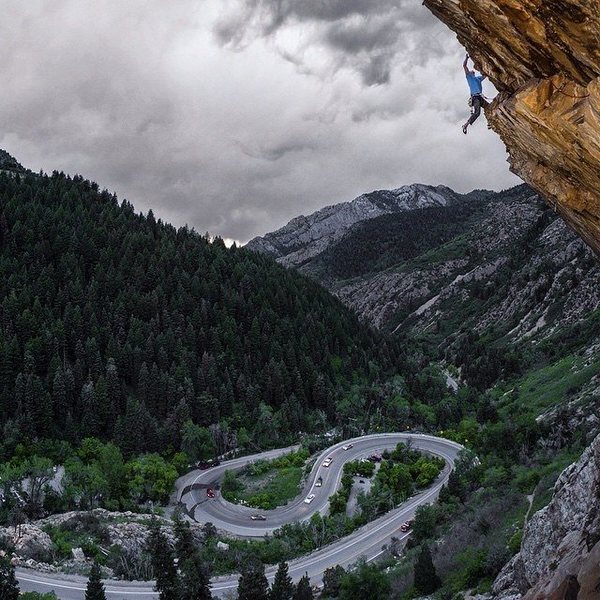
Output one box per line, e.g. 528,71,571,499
493,433,600,600
423,0,600,255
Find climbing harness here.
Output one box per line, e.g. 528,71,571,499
468,94,492,108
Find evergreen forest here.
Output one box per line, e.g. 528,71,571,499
0,163,399,460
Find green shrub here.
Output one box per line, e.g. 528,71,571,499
453,548,488,589
508,529,523,555
47,528,73,560
513,467,541,493
221,470,244,501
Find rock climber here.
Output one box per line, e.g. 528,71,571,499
462,54,488,134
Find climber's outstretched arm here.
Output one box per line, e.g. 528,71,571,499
463,54,470,75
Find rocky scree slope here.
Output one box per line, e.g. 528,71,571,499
424,0,600,256
246,184,459,268
493,432,600,600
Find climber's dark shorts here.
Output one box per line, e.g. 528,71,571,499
468,94,489,125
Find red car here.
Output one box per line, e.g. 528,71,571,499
206,488,216,499
400,520,412,532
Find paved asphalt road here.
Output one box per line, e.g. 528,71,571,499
17,433,463,599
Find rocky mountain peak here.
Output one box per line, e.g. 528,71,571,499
246,183,461,268
424,0,600,256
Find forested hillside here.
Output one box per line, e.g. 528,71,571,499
0,155,399,459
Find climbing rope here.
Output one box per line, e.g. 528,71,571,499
554,81,590,99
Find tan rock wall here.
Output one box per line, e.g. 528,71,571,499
424,0,600,255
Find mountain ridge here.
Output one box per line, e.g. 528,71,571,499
248,183,600,392
246,183,470,268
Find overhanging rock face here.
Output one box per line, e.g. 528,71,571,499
424,0,600,255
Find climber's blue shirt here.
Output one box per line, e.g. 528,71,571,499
466,72,484,96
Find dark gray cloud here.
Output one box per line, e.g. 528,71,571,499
0,0,518,243
215,0,444,85
239,138,320,162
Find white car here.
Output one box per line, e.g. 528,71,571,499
304,494,316,504
322,457,333,467
342,444,354,451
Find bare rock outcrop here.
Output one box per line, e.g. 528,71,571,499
492,433,600,599
0,523,54,562
424,0,600,256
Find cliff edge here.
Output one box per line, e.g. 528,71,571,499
492,433,600,600
424,0,600,255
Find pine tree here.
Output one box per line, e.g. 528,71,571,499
85,561,107,600
413,544,440,595
269,562,294,600
80,381,99,438
174,517,195,558
321,565,345,599
147,519,179,600
52,367,67,424
180,553,212,600
0,553,20,600
174,518,212,600
292,575,313,600
237,558,269,600
438,483,451,504
447,470,465,502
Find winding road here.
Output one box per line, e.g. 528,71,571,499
17,433,463,599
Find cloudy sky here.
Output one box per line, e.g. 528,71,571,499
2,0,519,243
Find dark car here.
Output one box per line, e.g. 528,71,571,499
206,488,216,499
250,514,267,521
368,454,382,463
196,459,221,470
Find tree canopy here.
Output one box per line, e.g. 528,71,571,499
0,169,399,457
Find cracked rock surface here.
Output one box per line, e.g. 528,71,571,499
493,433,600,600
424,0,600,256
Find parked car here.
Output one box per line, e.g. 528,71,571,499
342,444,354,451
304,494,316,504
368,454,382,463
322,457,333,467
206,488,216,499
196,459,220,470
400,520,412,532
250,514,266,521
315,476,323,487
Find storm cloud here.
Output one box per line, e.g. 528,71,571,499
0,0,518,243
215,0,444,85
